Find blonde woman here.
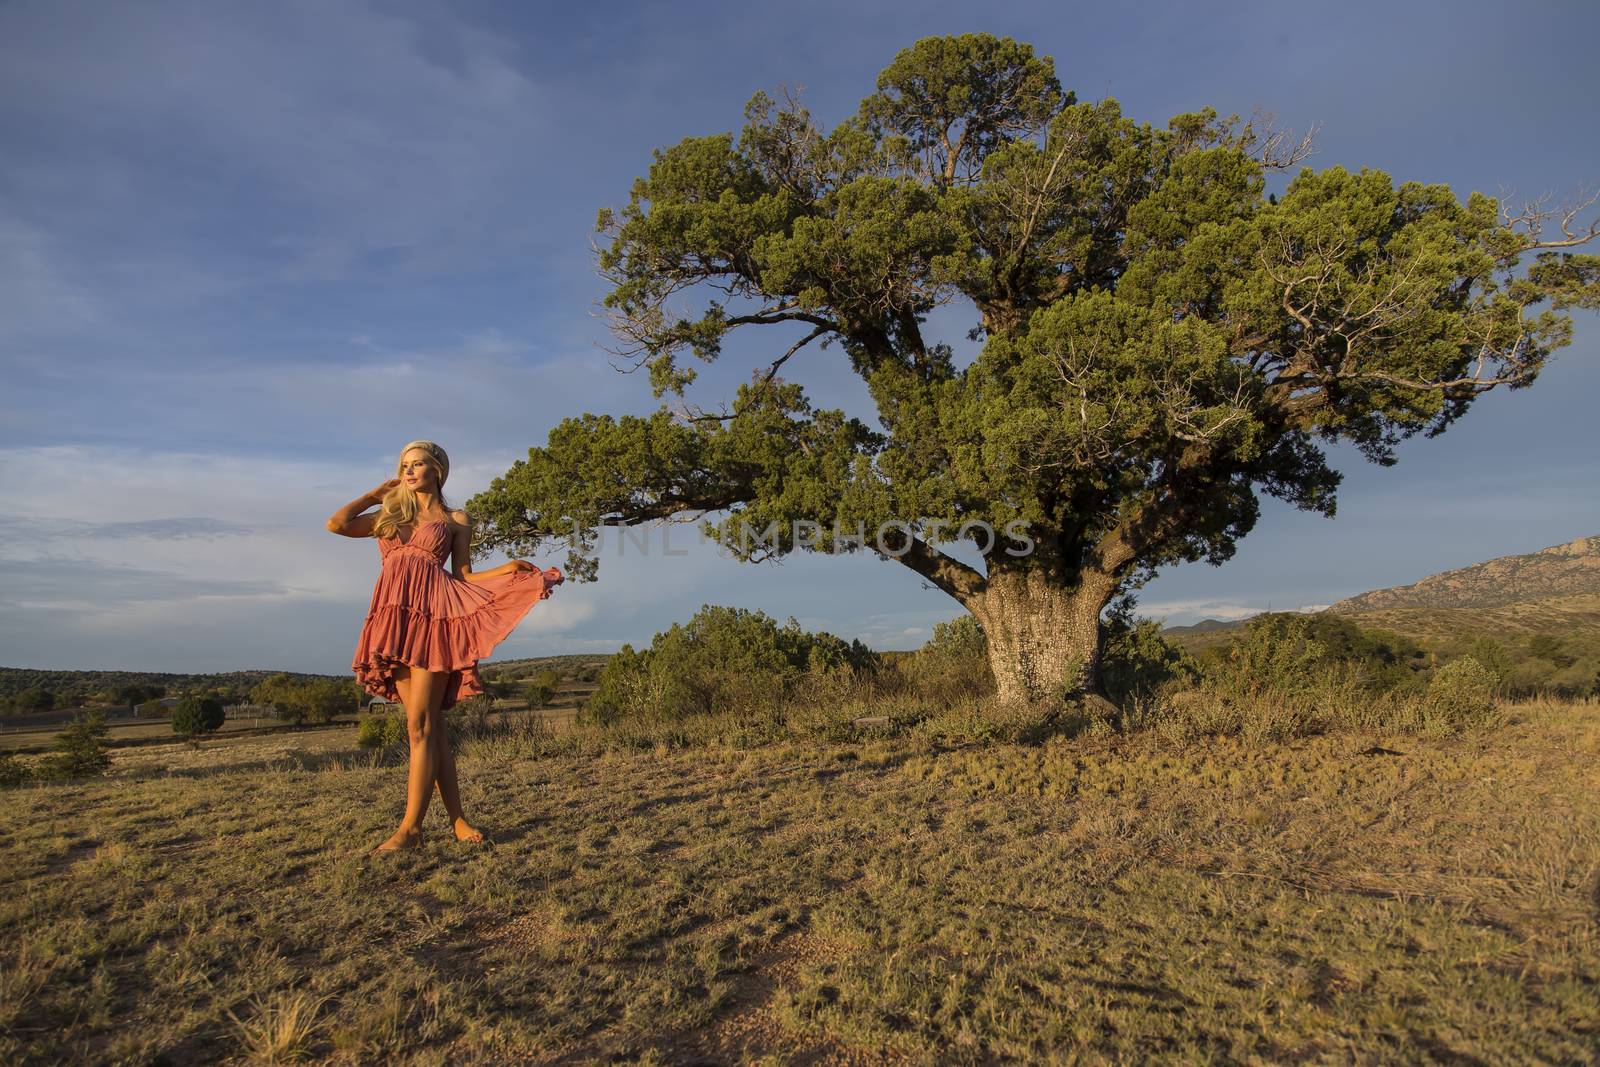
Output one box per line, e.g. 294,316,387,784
327,440,563,854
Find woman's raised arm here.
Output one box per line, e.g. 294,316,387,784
327,479,398,536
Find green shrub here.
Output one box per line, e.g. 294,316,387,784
1528,633,1576,668
0,751,32,789
586,606,880,725
1205,614,1331,698
921,615,986,659
908,616,993,705
171,696,225,740
587,644,648,723
356,712,406,749
135,698,166,719
447,695,497,746
1199,612,1430,699
1101,614,1197,707
1548,662,1600,698
525,668,562,709
37,710,111,780
1422,656,1502,732
1463,636,1515,692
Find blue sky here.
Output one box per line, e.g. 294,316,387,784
3,0,1598,673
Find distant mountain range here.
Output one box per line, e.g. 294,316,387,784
1166,534,1600,649
1159,618,1241,637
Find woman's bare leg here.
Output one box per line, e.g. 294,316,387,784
433,715,483,842
372,665,443,853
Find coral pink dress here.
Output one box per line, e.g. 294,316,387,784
352,519,551,710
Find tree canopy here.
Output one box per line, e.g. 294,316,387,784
468,33,1599,709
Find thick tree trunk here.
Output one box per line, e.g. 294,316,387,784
968,567,1118,720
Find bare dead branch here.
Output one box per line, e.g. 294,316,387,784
1498,184,1600,252
1242,108,1320,170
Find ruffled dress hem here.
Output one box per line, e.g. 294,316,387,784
350,530,548,711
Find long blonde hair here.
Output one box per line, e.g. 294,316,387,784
372,440,452,540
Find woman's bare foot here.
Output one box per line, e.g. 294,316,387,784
452,817,485,843
370,826,423,854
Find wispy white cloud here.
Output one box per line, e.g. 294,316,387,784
3,328,646,461
0,517,256,540
0,0,571,369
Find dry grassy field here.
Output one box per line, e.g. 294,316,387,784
3,699,1598,1064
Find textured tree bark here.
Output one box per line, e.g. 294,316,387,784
968,566,1119,723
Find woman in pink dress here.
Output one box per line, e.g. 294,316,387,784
326,439,563,854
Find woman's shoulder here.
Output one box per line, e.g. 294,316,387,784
448,509,472,533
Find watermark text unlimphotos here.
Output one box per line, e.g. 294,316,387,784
592,518,1037,558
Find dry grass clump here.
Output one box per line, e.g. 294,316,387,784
224,988,331,1063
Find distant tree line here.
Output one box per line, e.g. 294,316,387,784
0,668,368,717
0,683,169,715
248,674,361,726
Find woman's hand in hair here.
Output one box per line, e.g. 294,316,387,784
366,478,400,503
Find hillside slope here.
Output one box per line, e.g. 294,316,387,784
1338,594,1600,647
1165,536,1600,677
1328,536,1600,613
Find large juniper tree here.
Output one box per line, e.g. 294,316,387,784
468,33,1599,715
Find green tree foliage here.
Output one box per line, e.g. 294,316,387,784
1422,656,1502,732
1201,612,1425,696
115,684,152,709
1204,615,1332,698
171,696,225,740
301,679,359,724
466,32,1600,718
1464,636,1515,691
357,712,407,750
249,674,359,726
1100,612,1198,707
910,615,995,704
921,615,987,659
15,686,55,712
136,698,166,719
1528,633,1576,668
250,673,307,725
39,710,112,780
0,751,32,788
525,668,563,709
1299,615,1424,691
587,605,880,724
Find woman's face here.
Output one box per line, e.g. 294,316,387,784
399,448,440,493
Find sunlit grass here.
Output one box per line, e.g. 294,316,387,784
2,698,1597,1062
